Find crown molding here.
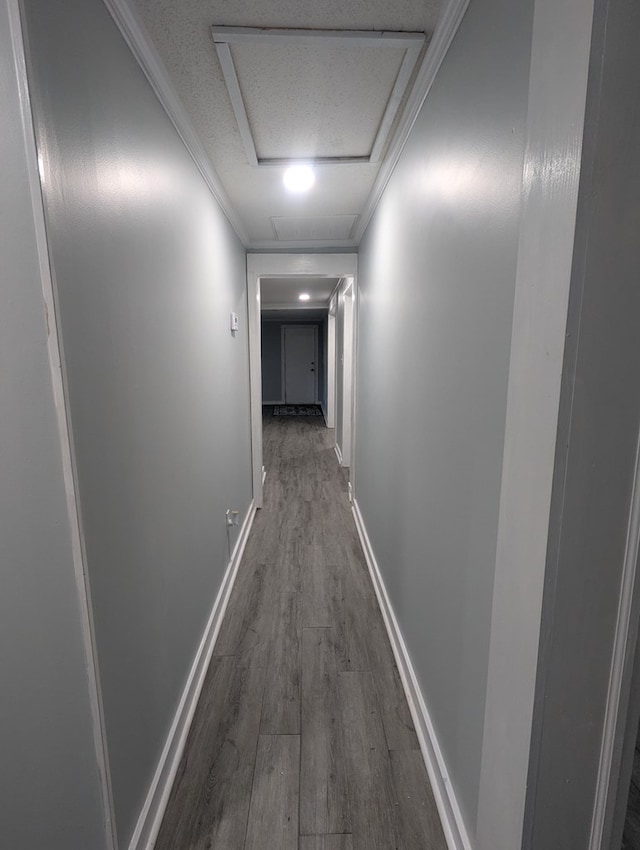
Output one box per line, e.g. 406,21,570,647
248,238,358,251
352,0,472,244
262,302,330,311
102,0,250,246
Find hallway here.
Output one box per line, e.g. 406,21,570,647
154,412,446,850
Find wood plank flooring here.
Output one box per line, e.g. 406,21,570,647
622,717,640,849
155,410,447,850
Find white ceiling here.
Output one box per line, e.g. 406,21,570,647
127,0,444,252
261,276,340,310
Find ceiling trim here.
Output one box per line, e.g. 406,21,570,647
262,303,330,311
211,27,425,48
352,0,472,243
102,0,250,245
215,42,258,167
211,26,424,168
249,239,358,251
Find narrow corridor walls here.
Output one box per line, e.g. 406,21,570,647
20,0,253,845
355,0,534,844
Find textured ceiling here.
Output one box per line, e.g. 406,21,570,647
229,41,407,160
131,0,443,247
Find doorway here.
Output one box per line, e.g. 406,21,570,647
283,325,317,403
247,253,357,508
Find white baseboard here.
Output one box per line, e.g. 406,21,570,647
128,500,257,850
352,499,474,850
334,443,343,466
261,465,266,486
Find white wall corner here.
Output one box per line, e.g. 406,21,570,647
475,0,595,847
127,499,257,850
352,499,474,850
8,1,118,844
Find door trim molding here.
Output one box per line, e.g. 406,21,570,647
589,430,640,849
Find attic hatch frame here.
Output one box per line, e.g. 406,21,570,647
211,25,425,168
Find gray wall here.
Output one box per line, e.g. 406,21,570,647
525,0,640,845
21,0,252,845
0,2,107,846
355,0,533,837
261,320,283,402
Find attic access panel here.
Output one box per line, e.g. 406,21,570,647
211,26,425,167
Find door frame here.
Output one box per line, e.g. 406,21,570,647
590,434,640,849
282,324,318,404
326,300,337,428
247,253,357,508
337,277,355,470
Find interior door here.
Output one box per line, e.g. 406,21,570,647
284,325,317,403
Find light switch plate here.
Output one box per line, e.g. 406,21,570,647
230,311,239,332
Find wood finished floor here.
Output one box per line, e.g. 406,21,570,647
622,717,640,849
155,410,447,850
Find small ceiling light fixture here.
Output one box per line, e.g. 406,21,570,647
283,164,315,193
299,293,311,301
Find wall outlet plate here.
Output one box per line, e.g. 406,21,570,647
225,508,240,527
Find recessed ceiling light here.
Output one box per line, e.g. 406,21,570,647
283,164,315,193
299,293,311,301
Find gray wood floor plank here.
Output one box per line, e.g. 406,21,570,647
358,590,396,671
334,581,391,674
244,734,300,850
339,670,400,850
154,658,266,850
274,518,303,592
390,749,448,849
300,628,351,835
161,413,446,850
213,561,272,668
301,545,342,628
375,663,420,751
299,837,354,850
260,591,301,734
624,778,640,850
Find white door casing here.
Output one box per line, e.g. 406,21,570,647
326,300,336,428
247,254,357,508
339,279,355,468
